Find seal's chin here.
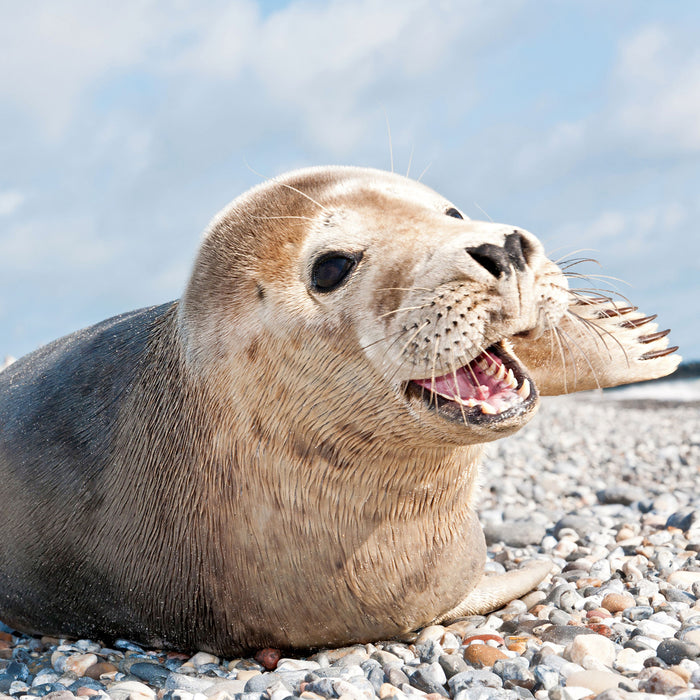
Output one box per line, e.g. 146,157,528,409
406,341,537,425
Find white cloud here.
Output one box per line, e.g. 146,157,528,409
0,190,25,216
611,24,700,154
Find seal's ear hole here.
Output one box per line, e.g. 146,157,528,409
311,252,362,293
445,207,463,219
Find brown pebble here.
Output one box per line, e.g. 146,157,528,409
601,592,635,613
505,636,529,653
0,632,12,643
576,577,602,589
85,661,118,680
254,647,281,670
638,667,687,694
586,623,613,637
463,644,508,667
670,665,692,683
76,689,100,697
586,608,612,620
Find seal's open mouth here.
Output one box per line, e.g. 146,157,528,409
406,341,537,424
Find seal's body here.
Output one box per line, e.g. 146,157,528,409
0,167,679,654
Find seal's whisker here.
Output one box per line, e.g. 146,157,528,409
550,247,598,264
473,202,494,223
417,162,432,183
244,161,329,213
558,257,601,271
556,324,604,391
449,348,469,427
375,286,432,292
550,323,571,394
378,304,431,319
252,215,317,222
569,309,631,366
278,183,329,213
359,327,409,352
406,144,414,179
564,271,630,286
566,287,634,307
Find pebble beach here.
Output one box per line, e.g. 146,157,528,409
1,383,699,700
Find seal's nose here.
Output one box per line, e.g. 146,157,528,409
465,232,532,279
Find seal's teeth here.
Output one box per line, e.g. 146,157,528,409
466,398,479,407
476,359,489,371
505,368,517,388
481,361,496,376
480,402,498,415
517,378,530,399
495,363,506,382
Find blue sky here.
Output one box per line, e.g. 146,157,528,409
1,0,699,361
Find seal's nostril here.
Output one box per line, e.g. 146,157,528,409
466,233,533,279
465,244,511,279
504,232,530,272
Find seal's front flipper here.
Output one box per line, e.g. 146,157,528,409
510,297,681,396
432,560,552,622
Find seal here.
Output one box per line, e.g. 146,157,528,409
0,166,680,654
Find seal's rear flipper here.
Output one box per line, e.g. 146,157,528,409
509,297,681,396
432,560,552,622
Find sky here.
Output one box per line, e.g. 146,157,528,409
1,0,699,362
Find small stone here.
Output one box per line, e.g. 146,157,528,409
565,670,624,693
669,572,700,590
564,634,617,669
637,667,688,694
601,593,635,614
657,639,700,665
107,680,156,700
204,681,247,698
63,654,98,677
613,647,655,674
129,662,170,687
409,663,448,697
379,682,407,700
447,669,502,693
463,645,508,668
42,691,77,700
85,662,118,681
235,669,261,681
539,626,596,646
164,673,217,694
492,658,534,687
533,665,561,691
438,654,468,678
253,648,280,671
386,666,410,688
415,627,446,645
622,605,653,621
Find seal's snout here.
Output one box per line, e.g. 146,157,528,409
465,231,533,279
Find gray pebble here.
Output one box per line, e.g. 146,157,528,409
532,666,562,691
438,654,469,679
539,625,596,645
129,663,170,688
623,605,654,621
410,663,449,696
448,669,502,694
656,638,700,664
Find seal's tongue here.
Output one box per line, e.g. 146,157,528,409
413,349,529,415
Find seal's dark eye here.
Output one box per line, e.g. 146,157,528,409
312,252,361,292
445,207,463,219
